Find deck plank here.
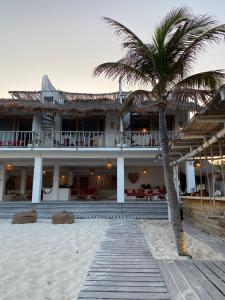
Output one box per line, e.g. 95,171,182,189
193,261,225,295
185,260,225,300
174,260,212,300
77,220,170,299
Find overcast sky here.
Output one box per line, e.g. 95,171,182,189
0,0,225,97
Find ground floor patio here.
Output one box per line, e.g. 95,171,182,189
0,156,169,203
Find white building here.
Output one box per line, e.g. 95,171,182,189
0,75,196,203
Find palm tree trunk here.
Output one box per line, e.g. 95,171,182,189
158,105,187,256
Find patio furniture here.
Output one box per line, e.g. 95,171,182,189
136,188,146,199
125,189,136,197
86,188,97,200
71,188,86,200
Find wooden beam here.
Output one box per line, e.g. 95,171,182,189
196,117,225,123
180,135,206,139
171,145,199,149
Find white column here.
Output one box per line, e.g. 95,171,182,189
68,171,73,186
32,156,43,203
20,169,26,195
54,114,62,131
32,113,41,131
173,165,180,198
185,161,196,194
117,157,124,203
0,164,6,201
52,164,60,200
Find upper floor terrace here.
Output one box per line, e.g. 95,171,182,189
0,75,199,152
0,130,180,149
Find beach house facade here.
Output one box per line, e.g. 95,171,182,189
0,75,195,203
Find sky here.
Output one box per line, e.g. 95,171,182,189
0,0,225,97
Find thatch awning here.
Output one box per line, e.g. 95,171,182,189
9,90,129,102
2,88,207,116
0,98,121,116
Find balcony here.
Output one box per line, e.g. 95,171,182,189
0,131,180,148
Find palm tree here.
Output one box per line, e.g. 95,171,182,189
93,7,225,255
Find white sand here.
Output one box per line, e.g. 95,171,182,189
1,219,224,300
139,220,225,260
0,219,108,300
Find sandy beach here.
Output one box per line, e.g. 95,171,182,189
0,219,108,300
0,219,224,300
139,220,225,260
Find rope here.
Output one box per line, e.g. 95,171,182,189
204,149,211,217
210,146,216,216
219,141,225,196
199,153,203,204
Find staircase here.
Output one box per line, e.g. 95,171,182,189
0,201,168,219
41,112,54,131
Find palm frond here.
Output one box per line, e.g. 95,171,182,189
165,14,217,77
154,7,191,47
103,17,152,62
174,70,225,91
119,48,157,83
170,24,225,80
171,88,213,108
120,90,152,116
152,7,192,83
93,62,150,85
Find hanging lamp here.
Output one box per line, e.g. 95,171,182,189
105,161,113,169
143,168,148,175
5,161,13,172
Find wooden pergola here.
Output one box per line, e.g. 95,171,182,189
170,87,225,161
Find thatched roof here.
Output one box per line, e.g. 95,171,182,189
9,90,129,102
133,98,199,114
0,88,206,116
1,91,129,116
0,98,121,116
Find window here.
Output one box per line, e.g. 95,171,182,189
0,119,13,131
5,175,21,192
62,119,76,131
63,116,105,131
44,96,54,103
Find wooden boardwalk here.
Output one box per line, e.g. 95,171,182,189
77,220,170,299
158,259,225,300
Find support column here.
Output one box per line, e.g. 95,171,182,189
52,164,60,200
54,114,62,131
173,165,180,198
117,157,124,203
185,161,196,194
20,169,26,195
32,156,43,203
0,164,6,201
32,113,41,131
68,171,73,186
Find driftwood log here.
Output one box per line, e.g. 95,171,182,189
52,211,74,224
12,210,37,224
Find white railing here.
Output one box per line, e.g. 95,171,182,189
0,131,180,148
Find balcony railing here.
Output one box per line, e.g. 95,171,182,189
0,131,180,148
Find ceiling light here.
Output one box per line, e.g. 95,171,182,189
5,162,13,172
105,161,113,169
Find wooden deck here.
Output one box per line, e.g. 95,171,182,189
77,220,225,299
77,220,170,299
158,259,225,300
184,222,225,256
